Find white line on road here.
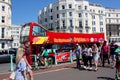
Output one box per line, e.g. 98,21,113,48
34,68,69,75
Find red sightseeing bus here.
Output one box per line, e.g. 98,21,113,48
20,22,105,64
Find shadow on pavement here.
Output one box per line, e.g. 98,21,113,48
97,77,114,80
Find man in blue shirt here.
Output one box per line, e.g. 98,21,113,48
75,44,82,70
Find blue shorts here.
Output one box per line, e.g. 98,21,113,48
111,54,116,61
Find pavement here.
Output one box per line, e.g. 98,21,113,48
0,61,116,80
0,62,76,80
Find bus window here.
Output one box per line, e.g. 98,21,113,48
32,26,46,36
20,24,30,43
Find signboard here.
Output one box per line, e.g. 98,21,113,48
32,37,48,44
47,31,105,44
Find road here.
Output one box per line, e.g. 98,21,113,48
0,62,115,80
34,65,115,80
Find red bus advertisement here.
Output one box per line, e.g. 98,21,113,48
20,22,105,64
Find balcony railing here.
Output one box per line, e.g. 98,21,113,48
0,36,13,41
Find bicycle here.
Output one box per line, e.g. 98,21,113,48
33,54,53,69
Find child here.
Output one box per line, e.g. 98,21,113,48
115,48,120,79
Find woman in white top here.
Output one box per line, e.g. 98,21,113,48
92,43,99,71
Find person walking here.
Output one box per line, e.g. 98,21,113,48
101,40,110,67
82,44,88,69
86,44,93,70
15,48,28,80
92,43,99,71
98,42,103,66
110,41,118,68
23,41,34,80
74,44,82,70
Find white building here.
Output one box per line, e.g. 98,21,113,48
11,24,21,48
38,0,106,36
38,0,120,43
0,0,12,53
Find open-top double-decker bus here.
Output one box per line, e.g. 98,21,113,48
20,22,105,64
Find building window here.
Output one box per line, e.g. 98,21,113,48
69,12,72,16
92,27,96,32
62,13,65,17
78,6,81,10
79,21,82,28
109,32,111,36
116,14,118,17
2,6,5,11
100,27,103,32
69,20,73,27
85,20,88,26
117,32,119,36
109,19,111,23
62,5,65,9
62,20,65,27
57,14,59,18
69,4,72,8
100,21,103,26
92,21,96,25
1,28,4,38
50,16,53,20
51,9,52,12
78,13,82,17
92,15,95,19
85,13,88,18
117,19,119,23
44,18,47,22
98,10,100,13
56,6,59,10
99,15,103,20
101,11,103,14
57,21,59,28
2,16,5,23
1,43,5,48
50,23,53,29
85,6,87,10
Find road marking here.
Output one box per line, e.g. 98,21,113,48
0,72,11,75
34,68,69,75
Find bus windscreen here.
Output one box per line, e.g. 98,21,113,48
32,26,46,36
20,25,30,43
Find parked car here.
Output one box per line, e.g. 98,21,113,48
0,48,17,63
0,54,11,63
9,48,18,56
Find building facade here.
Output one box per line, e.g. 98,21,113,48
38,0,106,37
0,0,12,53
106,8,120,44
11,24,21,48
38,0,120,43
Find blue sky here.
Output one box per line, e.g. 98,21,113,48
12,0,120,25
